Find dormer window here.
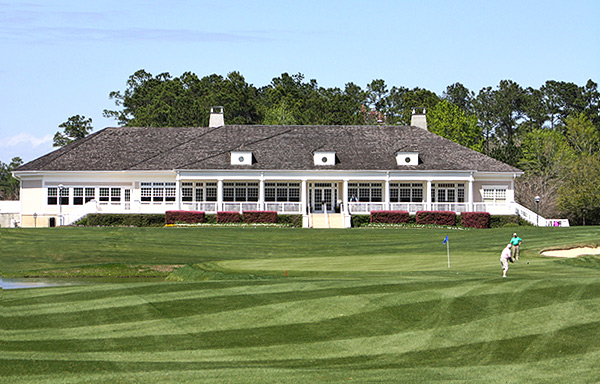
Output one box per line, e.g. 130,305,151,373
314,151,336,166
395,151,419,166
231,151,253,165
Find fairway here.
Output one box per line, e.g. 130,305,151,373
1,226,600,383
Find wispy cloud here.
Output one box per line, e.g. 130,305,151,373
1,132,53,148
0,132,54,163
6,26,269,44
0,3,271,44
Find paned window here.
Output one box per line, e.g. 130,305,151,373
431,183,465,203
348,182,383,202
390,183,423,202
73,187,84,205
265,182,300,202
165,182,176,202
205,182,217,202
483,187,506,203
141,183,152,202
47,187,57,205
59,187,69,205
99,188,110,202
223,182,259,202
140,182,176,203
182,183,193,202
153,182,164,202
111,188,121,202
85,188,95,203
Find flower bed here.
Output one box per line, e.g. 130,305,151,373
242,211,278,224
370,210,410,224
416,210,456,226
165,210,205,225
461,212,491,228
217,211,241,223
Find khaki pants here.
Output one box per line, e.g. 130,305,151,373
511,245,520,260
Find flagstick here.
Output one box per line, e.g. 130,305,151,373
447,239,450,268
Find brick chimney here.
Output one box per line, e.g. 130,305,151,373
209,106,224,128
410,108,427,130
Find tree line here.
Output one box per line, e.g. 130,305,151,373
7,70,600,224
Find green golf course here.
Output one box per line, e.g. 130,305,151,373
1,226,599,383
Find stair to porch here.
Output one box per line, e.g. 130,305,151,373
310,213,346,229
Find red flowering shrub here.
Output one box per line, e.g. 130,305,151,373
370,210,410,224
242,211,278,224
165,210,205,224
416,211,456,226
461,212,491,228
217,211,241,223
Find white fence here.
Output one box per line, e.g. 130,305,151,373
513,203,570,227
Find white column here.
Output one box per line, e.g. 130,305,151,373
301,179,307,215
342,179,349,214
259,173,265,211
426,180,432,211
385,173,390,210
301,179,309,228
176,171,181,210
468,175,474,212
217,179,223,212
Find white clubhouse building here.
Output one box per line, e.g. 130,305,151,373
13,108,526,228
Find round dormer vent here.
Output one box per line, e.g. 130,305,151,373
405,157,411,163
322,157,328,163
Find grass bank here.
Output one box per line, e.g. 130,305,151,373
1,226,599,383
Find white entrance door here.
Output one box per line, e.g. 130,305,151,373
310,183,336,213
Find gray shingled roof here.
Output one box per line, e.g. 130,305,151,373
17,125,522,173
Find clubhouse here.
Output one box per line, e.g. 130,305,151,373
13,107,523,228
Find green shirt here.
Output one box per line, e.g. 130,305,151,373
510,236,522,246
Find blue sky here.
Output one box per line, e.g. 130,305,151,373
1,0,599,163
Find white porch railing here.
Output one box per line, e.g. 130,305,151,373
181,202,218,212
431,203,470,213
389,202,427,212
62,200,99,226
347,202,386,214
181,202,302,214
264,202,302,213
513,203,570,227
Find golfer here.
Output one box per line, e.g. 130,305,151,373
501,244,512,278
510,233,522,261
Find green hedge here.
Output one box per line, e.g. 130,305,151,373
79,214,165,227
352,213,527,228
490,215,532,228
277,214,302,227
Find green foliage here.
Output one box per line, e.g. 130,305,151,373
490,215,532,228
565,113,600,154
0,157,23,200
428,99,483,151
557,153,600,225
351,214,370,227
276,214,302,227
53,115,93,147
79,213,165,227
518,129,574,177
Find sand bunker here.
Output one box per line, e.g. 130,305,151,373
541,247,600,258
